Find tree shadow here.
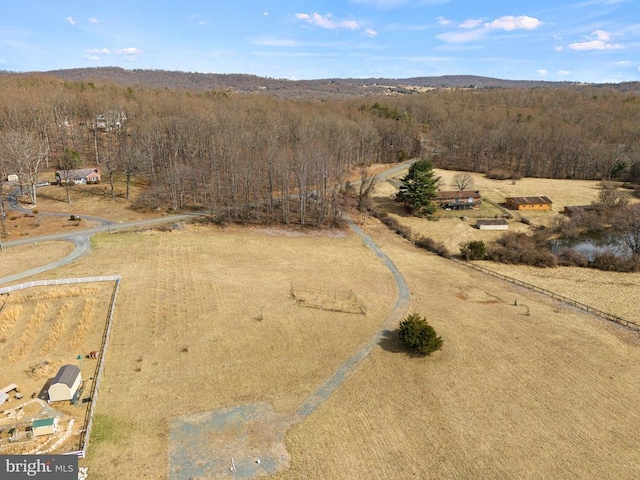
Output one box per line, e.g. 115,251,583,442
371,195,411,218
378,328,425,357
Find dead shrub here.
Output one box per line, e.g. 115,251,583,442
415,236,451,258
488,232,556,267
556,248,589,267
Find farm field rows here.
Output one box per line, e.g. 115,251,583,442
0,282,115,454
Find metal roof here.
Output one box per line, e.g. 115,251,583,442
51,364,81,388
476,218,509,225
506,196,552,205
32,418,57,428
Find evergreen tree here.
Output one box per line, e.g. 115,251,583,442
397,159,440,215
398,313,443,356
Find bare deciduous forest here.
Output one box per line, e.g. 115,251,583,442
1,71,639,226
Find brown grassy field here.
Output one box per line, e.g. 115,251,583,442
46,225,396,479
2,166,638,478
11,219,636,479
275,221,640,480
0,241,74,278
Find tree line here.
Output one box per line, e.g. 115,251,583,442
0,74,639,228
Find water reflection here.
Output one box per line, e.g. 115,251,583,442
551,231,626,261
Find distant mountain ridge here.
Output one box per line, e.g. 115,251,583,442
2,67,639,97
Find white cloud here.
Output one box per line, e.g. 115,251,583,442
555,46,563,51
90,18,98,24
86,47,143,61
364,28,378,37
65,16,75,26
537,69,548,75
558,70,571,76
263,11,269,16
87,48,110,54
484,15,542,31
568,30,622,50
295,13,361,31
459,19,483,29
436,16,452,26
615,60,631,65
569,39,622,50
592,29,610,41
115,47,143,55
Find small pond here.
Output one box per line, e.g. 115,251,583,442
550,230,628,261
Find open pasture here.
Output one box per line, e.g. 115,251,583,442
56,225,397,479
0,241,74,279
276,221,640,480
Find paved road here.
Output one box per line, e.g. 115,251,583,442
0,211,204,285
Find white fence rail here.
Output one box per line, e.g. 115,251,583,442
0,276,121,295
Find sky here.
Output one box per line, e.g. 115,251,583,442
1,0,639,83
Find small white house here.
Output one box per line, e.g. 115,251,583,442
48,365,82,402
6,174,19,182
32,417,60,437
476,219,509,230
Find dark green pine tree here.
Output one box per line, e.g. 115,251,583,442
397,159,440,215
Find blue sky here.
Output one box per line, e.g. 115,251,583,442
1,0,638,82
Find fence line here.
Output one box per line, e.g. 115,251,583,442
452,258,640,331
0,276,121,295
75,276,121,458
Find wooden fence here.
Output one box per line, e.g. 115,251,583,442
453,258,640,331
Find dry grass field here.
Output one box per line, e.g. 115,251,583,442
46,225,397,479
2,165,638,478
0,241,74,278
0,282,115,453
275,221,640,480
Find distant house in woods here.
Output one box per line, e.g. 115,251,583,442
95,112,126,131
6,174,19,182
505,196,552,211
32,418,60,437
55,168,101,185
476,218,509,230
436,190,481,210
48,365,82,402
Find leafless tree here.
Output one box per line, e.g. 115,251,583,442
357,168,378,212
0,129,48,206
612,203,640,258
451,173,475,191
595,182,629,211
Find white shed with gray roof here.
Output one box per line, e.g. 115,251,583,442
48,365,82,402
